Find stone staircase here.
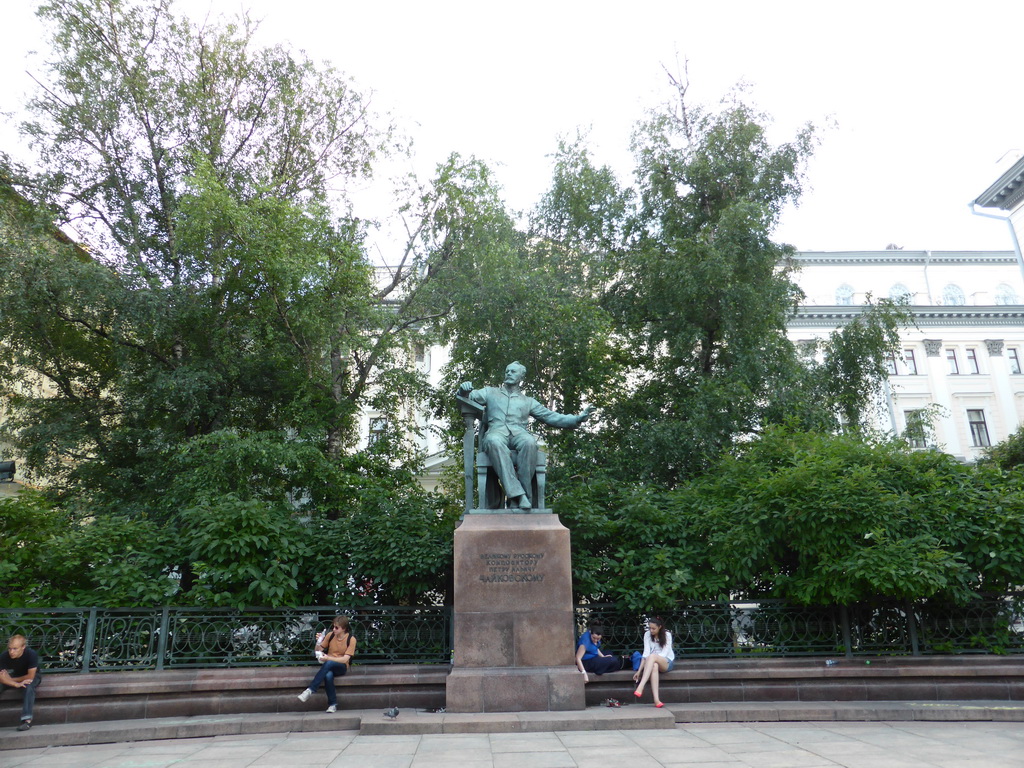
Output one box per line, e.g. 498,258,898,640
4,655,1024,750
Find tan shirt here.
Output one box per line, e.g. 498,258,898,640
317,631,356,664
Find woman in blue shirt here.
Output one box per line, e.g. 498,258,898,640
575,622,620,682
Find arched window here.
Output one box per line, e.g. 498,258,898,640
995,283,1019,305
942,284,966,306
889,283,911,301
835,284,854,305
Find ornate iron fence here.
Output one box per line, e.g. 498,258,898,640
3,597,1022,672
0,606,453,672
577,596,1024,659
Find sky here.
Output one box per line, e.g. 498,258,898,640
2,0,1023,254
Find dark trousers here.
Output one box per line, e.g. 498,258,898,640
582,655,621,675
1,676,41,722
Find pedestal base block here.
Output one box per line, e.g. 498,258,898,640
446,666,584,713
446,514,584,712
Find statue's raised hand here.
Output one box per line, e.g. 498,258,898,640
458,381,474,395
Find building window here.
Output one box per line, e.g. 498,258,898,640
889,283,911,301
413,343,425,364
835,284,854,305
995,283,1019,305
1009,348,1022,375
966,348,980,374
942,284,966,306
967,409,991,447
883,351,898,375
796,339,817,359
368,417,388,447
946,348,959,375
903,349,918,375
904,409,928,449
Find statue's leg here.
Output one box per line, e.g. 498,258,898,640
481,433,526,503
510,432,538,506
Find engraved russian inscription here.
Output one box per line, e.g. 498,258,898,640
478,552,546,583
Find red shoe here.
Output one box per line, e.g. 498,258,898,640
655,702,665,708
633,689,642,698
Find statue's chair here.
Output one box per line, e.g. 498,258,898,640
458,395,546,512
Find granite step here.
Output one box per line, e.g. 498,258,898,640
0,711,359,752
4,700,1024,751
665,699,1024,722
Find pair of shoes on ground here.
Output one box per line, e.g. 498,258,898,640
16,720,31,731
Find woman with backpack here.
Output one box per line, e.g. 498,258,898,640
297,615,356,713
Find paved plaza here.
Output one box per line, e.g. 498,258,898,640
2,722,1024,768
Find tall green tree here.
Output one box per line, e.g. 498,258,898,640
3,0,384,488
0,0,497,606
526,78,906,489
433,139,621,416
1,0,509,489
595,83,817,485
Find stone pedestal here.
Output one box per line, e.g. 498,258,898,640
446,514,585,712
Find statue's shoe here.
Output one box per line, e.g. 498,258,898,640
517,496,532,510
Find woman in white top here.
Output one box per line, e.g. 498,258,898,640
633,616,674,707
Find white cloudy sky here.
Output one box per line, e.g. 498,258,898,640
2,0,1023,254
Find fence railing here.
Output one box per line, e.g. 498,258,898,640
576,597,1024,659
3,597,1022,673
0,606,452,673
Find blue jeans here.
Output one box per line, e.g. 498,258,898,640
1,676,41,721
307,661,348,707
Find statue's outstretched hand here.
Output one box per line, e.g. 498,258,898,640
580,405,596,421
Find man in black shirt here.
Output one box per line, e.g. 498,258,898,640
0,635,41,731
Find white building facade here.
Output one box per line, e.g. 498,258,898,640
790,250,1024,461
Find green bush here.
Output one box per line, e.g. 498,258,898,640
559,426,1024,611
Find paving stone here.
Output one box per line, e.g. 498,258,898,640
492,751,576,768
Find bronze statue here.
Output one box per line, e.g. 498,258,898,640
459,362,594,510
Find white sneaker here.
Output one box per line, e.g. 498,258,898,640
325,705,336,713
297,689,312,703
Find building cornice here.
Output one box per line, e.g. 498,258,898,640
792,250,1018,266
790,305,1024,329
973,155,1024,212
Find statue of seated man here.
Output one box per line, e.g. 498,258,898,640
458,362,594,510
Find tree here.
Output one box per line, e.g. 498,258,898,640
514,74,909,490
0,0,493,607
432,139,622,426
2,0,384,489
804,297,911,430
593,81,816,485
1,0,513,486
